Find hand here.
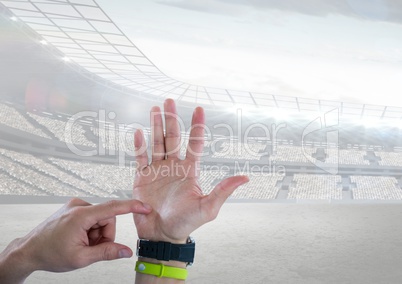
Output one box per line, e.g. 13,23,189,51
132,99,249,244
0,198,152,283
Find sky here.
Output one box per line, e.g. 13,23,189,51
98,0,402,107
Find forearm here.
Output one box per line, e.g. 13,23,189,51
135,257,186,284
0,238,36,284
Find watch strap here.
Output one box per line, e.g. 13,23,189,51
135,261,188,280
137,240,195,263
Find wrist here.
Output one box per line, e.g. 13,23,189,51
0,237,38,283
137,234,188,245
136,236,195,267
135,259,187,283
137,257,187,269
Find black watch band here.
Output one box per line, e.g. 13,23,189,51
136,237,195,265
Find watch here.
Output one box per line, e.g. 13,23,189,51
136,236,195,266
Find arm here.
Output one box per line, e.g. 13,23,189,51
0,237,37,284
133,99,249,283
0,198,152,284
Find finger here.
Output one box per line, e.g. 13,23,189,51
203,176,249,221
134,129,148,171
43,198,92,226
88,223,115,246
67,198,91,208
83,199,152,227
164,99,181,159
98,217,117,242
87,219,116,246
83,242,133,265
186,107,205,166
151,106,165,161
88,229,103,246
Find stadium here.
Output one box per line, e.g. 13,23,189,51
1,1,402,283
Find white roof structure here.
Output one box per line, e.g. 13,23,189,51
1,0,402,122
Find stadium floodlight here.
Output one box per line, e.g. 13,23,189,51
10,16,17,21
40,40,48,45
62,57,71,62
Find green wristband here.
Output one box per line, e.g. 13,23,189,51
135,261,188,280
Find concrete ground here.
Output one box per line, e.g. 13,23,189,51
1,203,402,284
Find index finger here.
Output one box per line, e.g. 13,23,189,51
84,199,152,225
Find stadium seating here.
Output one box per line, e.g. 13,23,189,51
0,153,86,197
212,141,267,160
351,176,402,200
375,151,402,167
0,171,46,196
230,173,283,199
91,125,151,153
49,157,133,194
0,103,50,138
28,113,96,147
325,149,369,165
1,103,402,202
91,125,118,151
0,148,112,197
271,145,316,163
288,174,342,200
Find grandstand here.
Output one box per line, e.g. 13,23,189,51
351,176,402,200
1,1,402,203
28,112,97,147
375,151,402,167
0,102,50,138
231,173,284,199
2,97,402,202
288,174,342,200
212,141,268,161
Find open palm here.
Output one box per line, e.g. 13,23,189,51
132,99,248,243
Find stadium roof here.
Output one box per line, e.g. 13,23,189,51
1,0,402,122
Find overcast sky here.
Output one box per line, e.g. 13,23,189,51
98,0,402,107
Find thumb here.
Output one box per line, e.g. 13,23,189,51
203,175,249,220
84,242,133,264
